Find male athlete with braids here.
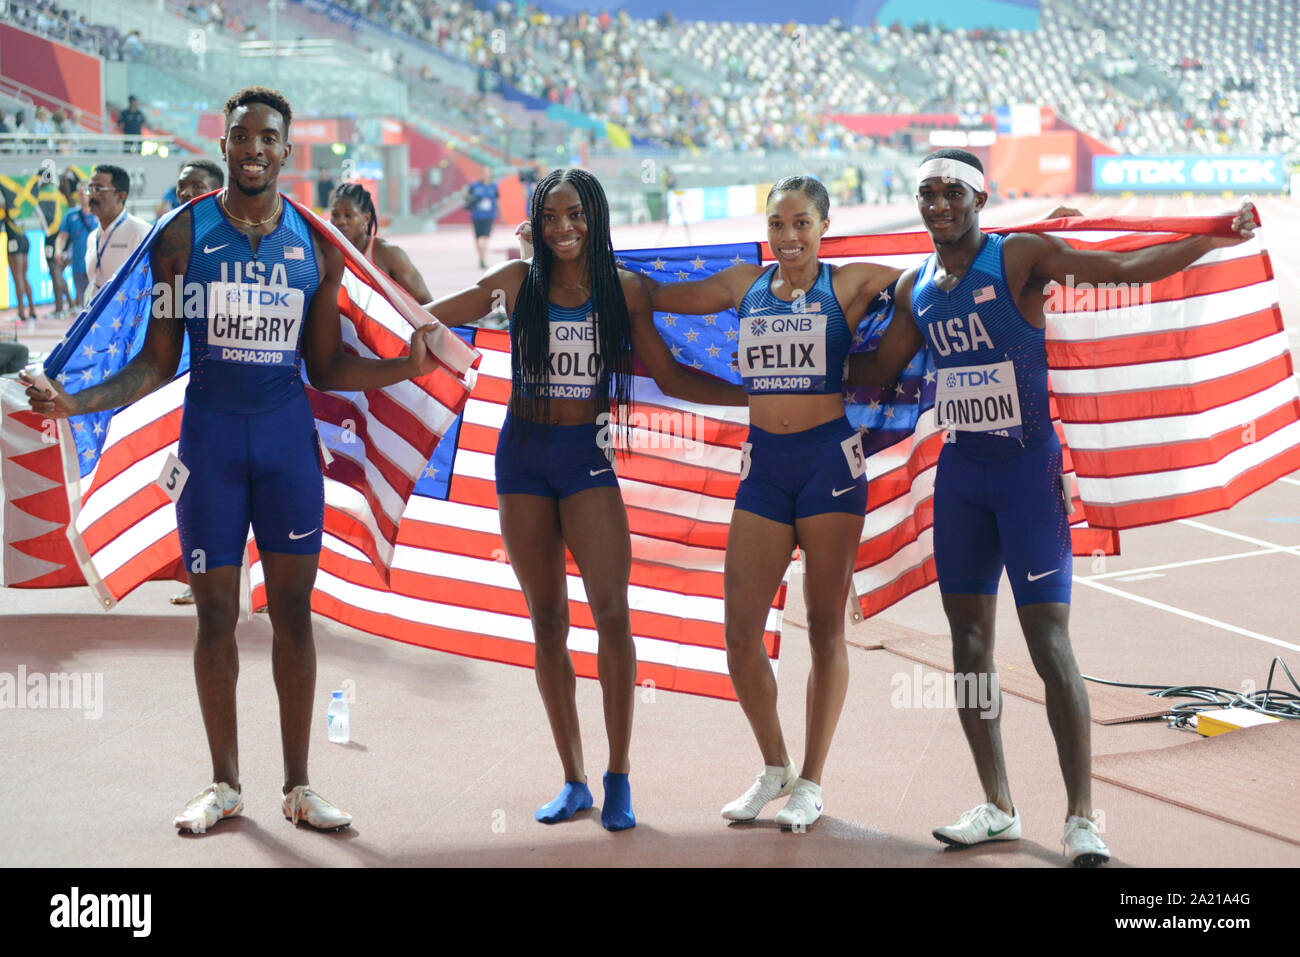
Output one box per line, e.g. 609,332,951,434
329,182,433,304
425,168,745,831
848,148,1258,865
26,86,445,834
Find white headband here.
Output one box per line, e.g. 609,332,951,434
916,158,985,193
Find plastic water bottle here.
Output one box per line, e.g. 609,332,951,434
327,690,350,744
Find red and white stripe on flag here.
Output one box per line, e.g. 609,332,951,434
65,202,479,608
253,329,773,701
1043,230,1300,528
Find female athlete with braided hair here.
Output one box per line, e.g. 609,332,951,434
425,167,744,830
329,182,433,304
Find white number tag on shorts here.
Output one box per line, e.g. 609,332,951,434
840,432,866,480
156,452,190,502
739,441,753,481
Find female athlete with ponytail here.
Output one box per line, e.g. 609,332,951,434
646,175,902,828
329,182,433,304
425,167,744,831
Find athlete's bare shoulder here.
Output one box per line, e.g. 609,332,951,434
152,209,192,277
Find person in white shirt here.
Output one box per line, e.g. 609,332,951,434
83,164,151,305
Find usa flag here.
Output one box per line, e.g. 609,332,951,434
0,195,479,607
5,212,1296,702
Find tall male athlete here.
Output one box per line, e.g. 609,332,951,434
848,149,1257,866
25,87,443,833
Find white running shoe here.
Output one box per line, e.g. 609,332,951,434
932,802,1021,846
173,782,242,834
773,778,823,829
1063,815,1110,867
282,786,353,831
721,763,797,821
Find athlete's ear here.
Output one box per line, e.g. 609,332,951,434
820,216,829,236
283,140,293,163
975,190,988,212
219,135,227,159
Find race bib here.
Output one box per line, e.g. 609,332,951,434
542,318,599,399
207,282,305,366
738,309,827,392
934,360,1023,438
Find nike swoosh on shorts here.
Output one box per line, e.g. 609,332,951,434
1026,569,1059,581
288,528,318,540
589,468,613,476
831,486,856,497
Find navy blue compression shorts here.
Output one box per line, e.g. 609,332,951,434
176,391,325,570
494,412,619,499
932,432,1072,606
734,416,869,525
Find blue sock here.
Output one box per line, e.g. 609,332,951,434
535,780,593,824
601,771,636,831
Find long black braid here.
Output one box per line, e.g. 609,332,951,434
329,182,377,239
511,168,634,439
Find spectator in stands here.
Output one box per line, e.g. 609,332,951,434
83,164,150,305
118,95,145,153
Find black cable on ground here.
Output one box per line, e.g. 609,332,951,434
1080,655,1300,731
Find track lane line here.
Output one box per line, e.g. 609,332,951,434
1072,576,1300,653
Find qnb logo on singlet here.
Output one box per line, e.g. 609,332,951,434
926,311,995,357
544,319,599,398
934,359,1023,436
739,312,827,391
207,261,305,366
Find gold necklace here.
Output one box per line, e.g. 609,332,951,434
221,190,282,228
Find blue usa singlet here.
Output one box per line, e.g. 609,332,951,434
509,299,602,400
182,194,321,413
736,263,850,394
910,232,1052,459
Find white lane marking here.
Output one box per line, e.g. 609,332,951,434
1279,477,1300,487
1073,576,1300,653
1177,518,1300,554
1082,546,1288,581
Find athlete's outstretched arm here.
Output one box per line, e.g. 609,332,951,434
1018,200,1258,288
23,214,190,418
644,264,760,316
625,273,747,406
304,239,442,391
835,261,905,328
374,238,433,305
844,267,925,389
423,260,527,328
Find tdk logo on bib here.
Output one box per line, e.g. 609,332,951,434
945,367,1000,388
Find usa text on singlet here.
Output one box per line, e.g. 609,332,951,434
910,232,1054,454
